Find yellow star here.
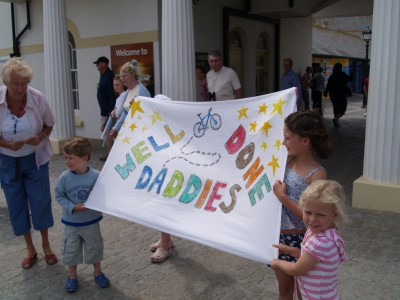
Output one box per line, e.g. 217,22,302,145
259,103,267,115
249,121,257,132
130,100,145,118
274,139,282,151
269,98,286,117
261,141,268,151
142,126,149,132
122,136,131,144
259,121,273,137
151,111,162,125
267,155,280,176
238,106,248,120
129,123,138,132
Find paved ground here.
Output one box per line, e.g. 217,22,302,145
0,94,399,300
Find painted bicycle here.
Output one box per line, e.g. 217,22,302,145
193,108,222,137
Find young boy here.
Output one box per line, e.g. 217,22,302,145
55,137,110,292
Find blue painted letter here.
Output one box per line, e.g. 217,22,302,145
114,153,136,180
135,165,153,190
148,168,168,194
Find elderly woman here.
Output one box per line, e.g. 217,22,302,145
109,62,151,138
0,57,57,269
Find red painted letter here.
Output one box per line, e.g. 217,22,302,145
225,125,246,154
205,181,227,212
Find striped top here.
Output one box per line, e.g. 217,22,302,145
297,228,347,300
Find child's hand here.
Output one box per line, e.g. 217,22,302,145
273,244,301,258
270,258,280,270
73,203,86,212
273,180,287,201
273,244,293,254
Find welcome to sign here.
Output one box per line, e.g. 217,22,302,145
86,88,297,264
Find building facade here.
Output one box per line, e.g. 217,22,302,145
0,0,398,213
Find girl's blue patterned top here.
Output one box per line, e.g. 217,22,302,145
280,167,308,230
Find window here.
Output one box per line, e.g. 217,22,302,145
68,31,79,110
255,34,269,95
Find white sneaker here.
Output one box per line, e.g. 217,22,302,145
364,113,367,117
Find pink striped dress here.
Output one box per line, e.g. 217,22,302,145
297,228,347,300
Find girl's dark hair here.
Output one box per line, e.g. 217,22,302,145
285,110,333,159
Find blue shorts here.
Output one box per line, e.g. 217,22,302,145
278,233,304,262
61,223,104,266
0,153,53,236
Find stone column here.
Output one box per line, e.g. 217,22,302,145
43,0,75,153
352,0,400,213
161,0,196,101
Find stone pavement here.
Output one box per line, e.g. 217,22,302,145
0,94,399,300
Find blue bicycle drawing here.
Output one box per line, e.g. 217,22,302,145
193,108,222,137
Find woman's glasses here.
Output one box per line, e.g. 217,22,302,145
9,81,29,88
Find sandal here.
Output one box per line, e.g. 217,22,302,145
94,272,110,288
150,248,171,263
21,253,37,269
150,239,174,252
45,253,58,265
65,278,78,293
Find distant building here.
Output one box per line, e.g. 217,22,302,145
312,16,372,93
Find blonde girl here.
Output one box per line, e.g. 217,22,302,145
272,180,347,300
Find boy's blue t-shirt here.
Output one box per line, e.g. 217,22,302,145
55,167,102,226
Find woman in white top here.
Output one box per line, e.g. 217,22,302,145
0,57,58,269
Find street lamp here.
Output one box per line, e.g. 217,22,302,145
362,27,372,108
363,27,372,66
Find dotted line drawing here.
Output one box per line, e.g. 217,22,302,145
163,136,221,167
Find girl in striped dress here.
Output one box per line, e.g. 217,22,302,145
271,180,348,300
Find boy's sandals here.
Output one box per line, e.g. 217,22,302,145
150,247,171,263
65,278,78,293
150,239,174,252
94,272,111,288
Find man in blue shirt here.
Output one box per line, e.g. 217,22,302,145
280,58,302,110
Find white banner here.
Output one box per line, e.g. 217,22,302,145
86,88,297,264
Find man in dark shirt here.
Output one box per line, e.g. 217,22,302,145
93,56,116,161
